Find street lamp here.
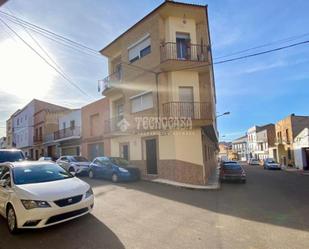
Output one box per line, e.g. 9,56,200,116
216,112,230,118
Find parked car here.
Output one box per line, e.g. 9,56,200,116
248,158,260,166
220,163,246,183
38,157,53,162
263,158,281,170
56,156,91,175
88,157,140,182
220,160,238,168
0,161,94,234
0,149,25,163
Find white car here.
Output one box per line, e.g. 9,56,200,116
0,161,94,234
38,157,53,162
249,158,260,166
56,156,91,175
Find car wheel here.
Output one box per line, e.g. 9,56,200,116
69,167,75,173
112,173,118,183
89,170,95,179
7,205,19,234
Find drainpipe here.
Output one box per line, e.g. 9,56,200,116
155,73,160,119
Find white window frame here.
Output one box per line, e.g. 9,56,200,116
130,91,154,113
128,34,151,63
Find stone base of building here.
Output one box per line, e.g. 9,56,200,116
131,159,211,185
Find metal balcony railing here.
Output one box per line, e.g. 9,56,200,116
160,42,208,62
104,116,125,134
98,70,122,93
33,136,43,143
44,133,55,143
54,127,81,140
162,102,212,120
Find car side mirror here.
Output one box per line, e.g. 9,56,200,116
0,179,8,188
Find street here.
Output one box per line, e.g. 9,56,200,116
0,165,308,249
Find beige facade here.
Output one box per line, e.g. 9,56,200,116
81,98,111,160
274,114,309,166
33,107,70,160
99,1,218,185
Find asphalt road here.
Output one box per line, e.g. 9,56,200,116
0,165,308,249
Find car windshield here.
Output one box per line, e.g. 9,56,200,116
70,156,89,162
223,164,242,170
0,151,25,163
110,157,129,166
267,160,276,163
13,163,73,185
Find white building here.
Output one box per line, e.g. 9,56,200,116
247,124,275,160
13,101,35,157
54,109,81,156
232,135,248,161
293,128,309,170
0,137,6,149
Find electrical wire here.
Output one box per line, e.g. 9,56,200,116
0,17,94,99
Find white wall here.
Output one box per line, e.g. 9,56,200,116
293,128,309,169
58,109,81,130
13,101,34,149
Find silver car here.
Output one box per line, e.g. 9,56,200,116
263,158,281,170
56,156,91,175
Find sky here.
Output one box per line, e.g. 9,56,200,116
0,0,308,140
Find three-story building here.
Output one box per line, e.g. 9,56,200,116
98,1,218,185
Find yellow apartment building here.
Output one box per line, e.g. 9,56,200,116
99,1,218,185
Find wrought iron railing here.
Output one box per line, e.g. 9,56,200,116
162,102,212,120
54,127,81,140
98,70,122,93
160,42,208,62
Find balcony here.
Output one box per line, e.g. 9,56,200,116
160,42,209,71
104,117,126,135
98,71,122,95
162,102,212,119
275,138,290,145
44,133,55,143
33,136,43,143
54,127,81,141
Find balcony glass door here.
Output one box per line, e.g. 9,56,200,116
176,33,190,60
179,87,194,118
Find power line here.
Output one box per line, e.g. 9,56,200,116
5,6,85,96
214,32,309,60
170,39,309,73
0,17,93,99
0,10,101,57
0,10,99,53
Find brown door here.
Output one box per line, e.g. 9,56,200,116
179,87,194,118
146,139,158,175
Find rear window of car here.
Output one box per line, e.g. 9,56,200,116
70,156,89,162
0,151,25,163
223,164,242,170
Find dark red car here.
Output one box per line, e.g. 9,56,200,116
220,162,246,183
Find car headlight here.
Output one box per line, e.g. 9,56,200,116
119,167,129,173
21,200,51,210
85,187,93,198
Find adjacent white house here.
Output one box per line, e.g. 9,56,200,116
232,135,248,161
13,101,35,157
247,124,275,160
293,128,309,170
0,137,6,149
54,109,81,156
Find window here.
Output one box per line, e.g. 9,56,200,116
62,122,66,130
140,45,151,58
128,35,151,63
120,143,130,161
70,120,75,129
131,91,153,113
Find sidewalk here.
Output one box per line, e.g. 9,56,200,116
149,167,220,190
281,166,309,176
